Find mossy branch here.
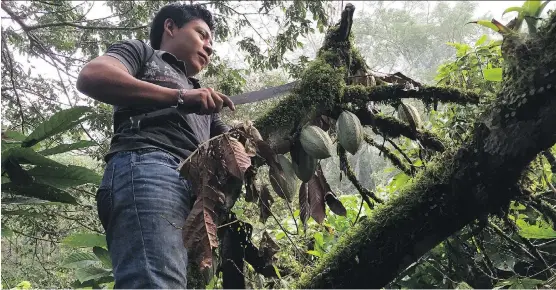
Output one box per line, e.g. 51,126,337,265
344,84,482,106
355,110,446,152
294,12,556,287
364,134,413,176
338,144,383,205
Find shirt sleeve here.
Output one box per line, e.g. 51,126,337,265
104,39,149,76
210,113,230,137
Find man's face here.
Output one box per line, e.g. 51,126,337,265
167,18,213,76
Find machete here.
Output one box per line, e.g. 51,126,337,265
229,81,298,106
127,81,298,130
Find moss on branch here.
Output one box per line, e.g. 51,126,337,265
344,84,482,106
253,59,345,140
364,135,413,176
355,111,446,152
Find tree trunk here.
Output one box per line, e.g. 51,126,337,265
294,13,556,289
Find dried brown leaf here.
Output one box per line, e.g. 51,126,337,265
222,134,251,180
244,167,259,203
182,184,222,269
325,191,347,216
316,164,332,193
307,173,326,224
299,182,310,228
177,143,208,187
258,185,274,223
259,231,280,260
255,139,281,171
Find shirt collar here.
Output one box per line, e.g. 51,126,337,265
156,50,201,87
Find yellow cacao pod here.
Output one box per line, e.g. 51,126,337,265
300,125,334,159
337,110,363,154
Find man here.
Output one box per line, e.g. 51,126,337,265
76,3,234,289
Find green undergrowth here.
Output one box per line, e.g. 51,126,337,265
295,149,458,288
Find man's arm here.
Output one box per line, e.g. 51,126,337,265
76,39,179,107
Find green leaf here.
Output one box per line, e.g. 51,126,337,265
275,232,286,240
62,252,99,269
523,0,542,16
2,130,27,141
27,165,101,188
1,147,66,168
483,68,503,81
456,281,474,289
1,226,14,238
516,219,556,239
22,106,91,148
93,246,112,269
306,250,322,257
273,265,282,279
13,281,32,290
474,35,488,47
39,140,97,156
502,6,524,16
2,182,77,204
536,1,552,17
75,267,112,283
63,233,107,248
469,20,500,33
510,278,544,289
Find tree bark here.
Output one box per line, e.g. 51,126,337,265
294,13,556,289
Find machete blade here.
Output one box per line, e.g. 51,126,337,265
229,81,298,106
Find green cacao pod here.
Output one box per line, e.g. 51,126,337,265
269,154,297,201
397,102,422,132
291,144,317,182
337,110,363,154
300,125,334,159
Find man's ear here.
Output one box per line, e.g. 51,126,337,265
163,18,175,38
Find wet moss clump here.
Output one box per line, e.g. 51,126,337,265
343,84,482,107
254,59,346,139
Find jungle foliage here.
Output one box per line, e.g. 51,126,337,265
1,1,556,289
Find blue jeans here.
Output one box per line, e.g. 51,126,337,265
96,149,193,289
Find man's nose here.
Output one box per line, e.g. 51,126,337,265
203,43,213,57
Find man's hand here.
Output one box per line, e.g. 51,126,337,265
181,88,236,115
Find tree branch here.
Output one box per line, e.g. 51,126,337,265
24,21,147,32
344,84,482,105
356,110,446,152
2,35,26,133
338,144,383,205
364,134,413,176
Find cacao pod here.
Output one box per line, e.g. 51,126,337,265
291,144,317,182
269,154,298,201
337,110,363,154
397,101,422,132
300,125,334,159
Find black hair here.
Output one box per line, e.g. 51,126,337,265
149,3,215,50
